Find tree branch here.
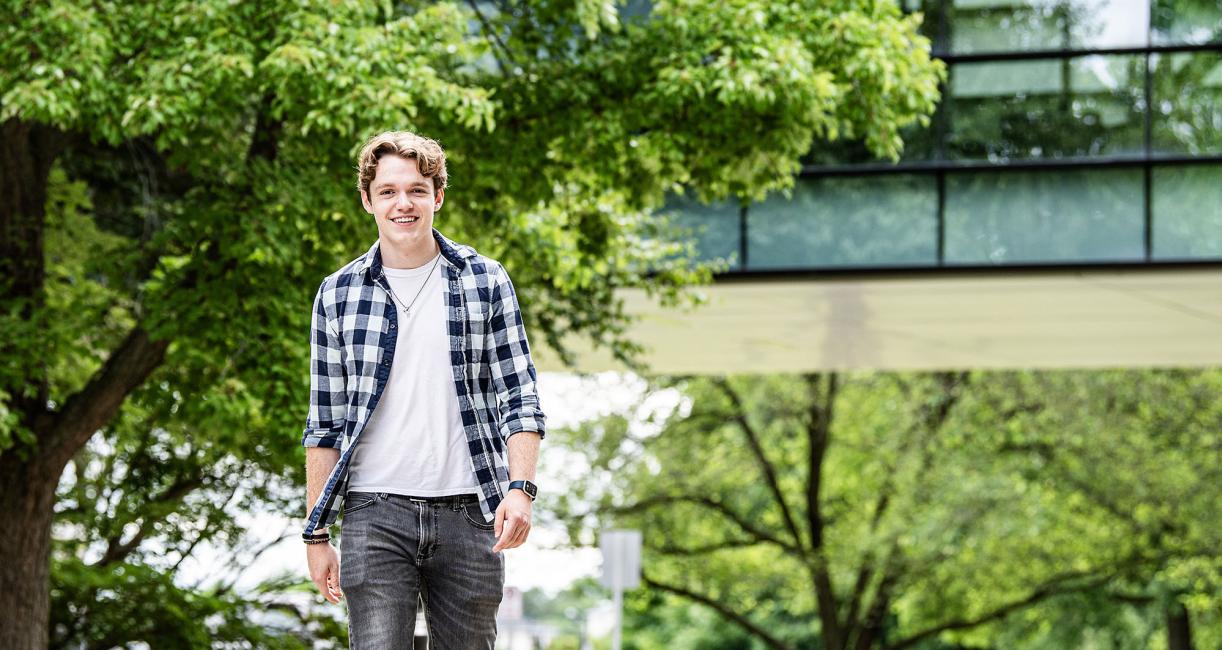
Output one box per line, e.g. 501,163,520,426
173,478,244,579
852,547,903,650
214,522,291,597
605,494,802,556
801,372,843,649
93,472,207,567
651,538,763,556
465,0,517,72
843,481,896,633
643,574,795,650
845,373,965,638
885,561,1157,650
998,440,1155,537
41,326,169,471
712,377,806,550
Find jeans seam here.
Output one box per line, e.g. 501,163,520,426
421,579,433,649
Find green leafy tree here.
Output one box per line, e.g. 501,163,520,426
0,1,941,647
961,370,1222,650
554,371,1220,649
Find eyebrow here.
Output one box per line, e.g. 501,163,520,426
373,181,431,191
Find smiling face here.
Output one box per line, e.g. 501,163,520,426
360,154,445,268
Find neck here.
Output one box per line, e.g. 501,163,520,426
381,237,440,270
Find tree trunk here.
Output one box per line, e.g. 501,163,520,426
1,118,61,417
0,453,60,649
1167,600,1193,650
1,118,177,649
0,114,63,650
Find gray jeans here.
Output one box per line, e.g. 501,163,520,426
339,491,504,649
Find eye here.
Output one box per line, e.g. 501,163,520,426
380,190,393,196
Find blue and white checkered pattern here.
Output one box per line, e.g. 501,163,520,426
302,228,546,536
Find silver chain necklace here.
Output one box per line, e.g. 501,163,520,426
383,252,442,316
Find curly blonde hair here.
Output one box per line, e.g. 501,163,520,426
356,131,448,198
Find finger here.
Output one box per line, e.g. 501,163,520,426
499,515,528,550
324,576,337,603
515,520,532,547
507,518,531,549
318,577,335,604
331,566,344,600
319,563,340,603
494,517,517,552
493,517,517,552
494,503,507,538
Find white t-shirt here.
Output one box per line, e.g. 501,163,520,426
347,253,479,496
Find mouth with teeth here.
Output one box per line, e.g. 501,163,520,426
390,216,420,225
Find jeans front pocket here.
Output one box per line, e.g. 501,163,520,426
342,491,378,516
461,501,495,531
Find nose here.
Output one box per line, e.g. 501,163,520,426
395,192,410,210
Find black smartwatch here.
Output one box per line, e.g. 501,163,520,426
508,480,538,501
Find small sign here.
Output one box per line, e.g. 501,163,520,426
600,529,642,590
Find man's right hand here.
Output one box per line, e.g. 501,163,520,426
307,542,344,604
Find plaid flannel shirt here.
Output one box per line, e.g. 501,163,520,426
302,228,545,536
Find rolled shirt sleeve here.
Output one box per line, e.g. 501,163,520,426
301,282,346,448
485,264,546,441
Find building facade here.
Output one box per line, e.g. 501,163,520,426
674,0,1222,274
538,1,1222,374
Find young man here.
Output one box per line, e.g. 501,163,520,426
301,131,545,649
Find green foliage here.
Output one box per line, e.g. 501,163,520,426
1,0,945,372
2,0,942,645
50,558,340,649
622,589,799,650
553,370,1221,649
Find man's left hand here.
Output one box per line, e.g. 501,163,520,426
492,489,533,552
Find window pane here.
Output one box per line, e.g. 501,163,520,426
949,0,1149,53
1152,51,1222,154
1152,164,1222,259
1152,0,1222,45
664,195,741,270
951,0,1068,52
948,56,1145,160
945,168,1144,263
747,175,939,269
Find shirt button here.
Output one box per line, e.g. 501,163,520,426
390,323,396,329
383,357,390,366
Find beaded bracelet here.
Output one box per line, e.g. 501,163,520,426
303,537,331,545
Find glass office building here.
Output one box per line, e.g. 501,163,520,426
674,0,1222,272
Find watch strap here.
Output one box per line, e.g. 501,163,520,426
508,480,538,500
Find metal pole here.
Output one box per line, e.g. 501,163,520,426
612,585,623,650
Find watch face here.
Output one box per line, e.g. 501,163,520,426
524,482,538,498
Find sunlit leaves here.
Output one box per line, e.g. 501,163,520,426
555,370,1221,648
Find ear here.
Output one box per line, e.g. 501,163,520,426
360,188,374,214
433,188,445,212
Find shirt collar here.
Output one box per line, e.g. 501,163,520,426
359,228,473,278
